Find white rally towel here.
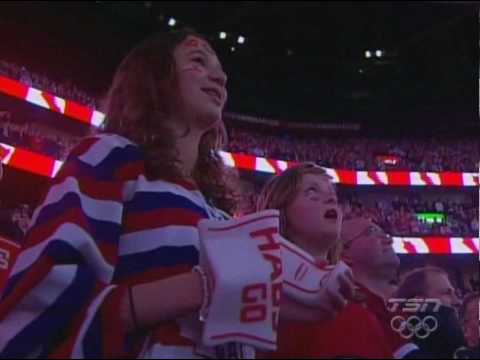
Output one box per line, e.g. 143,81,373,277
280,238,352,307
197,210,283,351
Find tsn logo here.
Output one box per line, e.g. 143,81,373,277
0,248,10,270
387,298,442,314
240,227,282,332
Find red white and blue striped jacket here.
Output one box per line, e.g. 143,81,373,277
0,133,232,358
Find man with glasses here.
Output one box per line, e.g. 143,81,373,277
340,217,423,358
341,218,400,300
342,216,468,358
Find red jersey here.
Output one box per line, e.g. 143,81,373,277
360,286,418,359
264,286,417,359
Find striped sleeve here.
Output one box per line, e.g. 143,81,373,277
115,180,214,286
0,134,144,358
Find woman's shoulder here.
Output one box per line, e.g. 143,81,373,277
63,133,145,181
73,132,137,157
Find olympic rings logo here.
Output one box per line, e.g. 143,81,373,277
390,315,439,339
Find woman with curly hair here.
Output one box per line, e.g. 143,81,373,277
0,29,340,359
0,29,240,359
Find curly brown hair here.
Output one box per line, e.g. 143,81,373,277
102,29,239,214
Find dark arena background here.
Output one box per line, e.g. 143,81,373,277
0,1,478,359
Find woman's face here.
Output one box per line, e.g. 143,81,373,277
285,173,341,250
173,35,228,131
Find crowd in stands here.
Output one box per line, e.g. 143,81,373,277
342,195,479,237
238,182,478,238
1,197,477,245
0,59,98,108
0,111,78,160
0,60,477,238
227,127,479,172
0,59,477,173
2,110,478,174
0,107,478,238
0,175,477,242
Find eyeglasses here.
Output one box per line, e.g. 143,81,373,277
343,225,391,249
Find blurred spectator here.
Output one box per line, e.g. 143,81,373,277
11,204,32,234
460,292,479,349
395,267,467,358
0,203,33,244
